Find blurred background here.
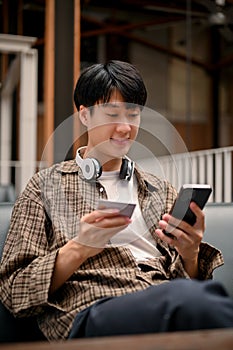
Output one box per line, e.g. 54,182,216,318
0,0,233,200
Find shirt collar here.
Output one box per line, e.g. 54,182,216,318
134,165,160,193
57,159,79,173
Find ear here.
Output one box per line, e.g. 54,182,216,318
79,105,89,127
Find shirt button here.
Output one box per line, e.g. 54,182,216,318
99,187,104,193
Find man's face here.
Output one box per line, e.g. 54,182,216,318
80,90,141,164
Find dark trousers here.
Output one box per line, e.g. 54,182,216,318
69,279,233,338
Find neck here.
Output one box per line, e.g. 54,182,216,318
101,158,122,172
82,146,122,172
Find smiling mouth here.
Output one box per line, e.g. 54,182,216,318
111,138,130,145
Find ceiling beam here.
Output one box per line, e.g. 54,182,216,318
121,31,211,71
81,15,185,38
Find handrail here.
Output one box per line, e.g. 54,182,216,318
1,146,233,202
137,146,233,203
0,160,48,197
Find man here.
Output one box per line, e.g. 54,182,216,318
1,60,233,341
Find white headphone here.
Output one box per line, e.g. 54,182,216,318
75,146,134,182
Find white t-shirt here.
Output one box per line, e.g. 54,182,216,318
99,171,161,261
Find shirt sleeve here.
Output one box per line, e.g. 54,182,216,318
198,242,224,279
0,175,65,317
167,242,224,280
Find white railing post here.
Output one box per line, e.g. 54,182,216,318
198,154,206,184
215,152,223,202
223,149,232,202
206,153,214,203
0,95,12,184
19,49,38,192
191,155,198,184
0,56,20,184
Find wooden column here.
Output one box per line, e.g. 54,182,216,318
54,0,74,163
43,0,55,166
73,0,80,88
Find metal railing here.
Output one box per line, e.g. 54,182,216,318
1,146,233,202
0,160,48,197
157,146,233,203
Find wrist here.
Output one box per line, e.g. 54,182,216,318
70,238,103,262
182,255,199,278
182,255,198,264
65,239,90,264
182,247,199,264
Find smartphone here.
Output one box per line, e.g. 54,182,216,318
163,184,212,238
97,199,136,218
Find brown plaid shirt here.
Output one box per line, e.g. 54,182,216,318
0,160,223,340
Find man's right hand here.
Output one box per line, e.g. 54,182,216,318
73,208,132,258
49,209,131,294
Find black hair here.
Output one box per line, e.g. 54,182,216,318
73,60,147,111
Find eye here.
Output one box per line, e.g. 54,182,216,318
128,110,140,118
128,113,139,117
106,113,118,117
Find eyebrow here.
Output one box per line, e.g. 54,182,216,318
103,103,121,108
103,103,139,110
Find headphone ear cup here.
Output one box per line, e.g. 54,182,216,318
119,158,134,181
81,158,102,181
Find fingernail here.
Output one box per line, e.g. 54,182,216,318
125,217,132,223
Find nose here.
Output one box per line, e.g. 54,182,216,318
115,121,132,133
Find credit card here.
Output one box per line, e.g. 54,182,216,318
97,199,136,218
